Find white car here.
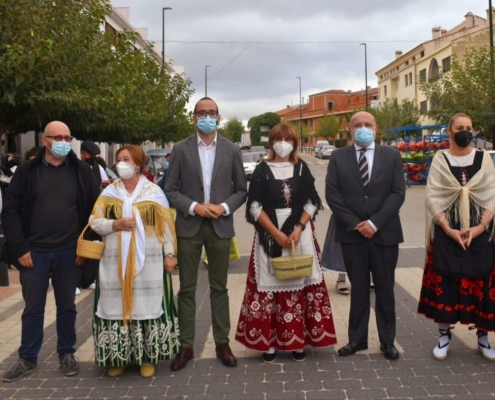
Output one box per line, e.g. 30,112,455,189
243,153,259,180
316,145,336,159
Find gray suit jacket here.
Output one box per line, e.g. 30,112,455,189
164,133,248,239
325,144,405,245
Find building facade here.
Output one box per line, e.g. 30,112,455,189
376,10,492,125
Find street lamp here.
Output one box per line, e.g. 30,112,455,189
296,77,303,151
360,43,368,110
161,7,172,70
205,65,211,97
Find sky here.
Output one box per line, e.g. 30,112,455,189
111,0,489,127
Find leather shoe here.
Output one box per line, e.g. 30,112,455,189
170,347,194,371
380,343,399,360
215,343,237,367
337,342,368,356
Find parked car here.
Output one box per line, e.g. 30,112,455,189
488,150,495,166
314,140,330,157
243,152,261,180
316,145,336,159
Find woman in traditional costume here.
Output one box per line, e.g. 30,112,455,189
235,123,337,363
418,113,495,360
89,145,180,377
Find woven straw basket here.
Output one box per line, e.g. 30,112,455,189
76,225,105,260
271,240,313,280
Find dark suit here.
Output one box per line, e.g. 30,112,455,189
326,144,405,345
165,133,247,348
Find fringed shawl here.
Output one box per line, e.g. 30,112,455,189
246,160,323,258
425,150,495,246
91,177,176,324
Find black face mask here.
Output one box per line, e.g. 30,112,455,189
453,130,473,148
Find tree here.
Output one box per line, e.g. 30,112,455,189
369,98,421,141
419,47,495,134
0,0,194,143
316,114,342,142
248,112,281,145
222,117,244,143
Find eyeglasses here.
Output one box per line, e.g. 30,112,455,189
45,135,74,142
351,123,375,129
196,110,218,118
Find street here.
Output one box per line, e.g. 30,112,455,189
1,153,495,400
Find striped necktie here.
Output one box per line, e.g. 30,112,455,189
358,148,369,186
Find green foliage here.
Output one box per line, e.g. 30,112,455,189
334,138,348,148
0,0,194,143
248,112,281,145
287,121,310,140
419,47,495,134
316,114,341,140
368,98,421,141
222,117,244,143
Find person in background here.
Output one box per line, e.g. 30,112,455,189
143,154,154,182
89,145,180,378
1,121,100,382
235,123,337,363
159,152,171,191
418,113,495,361
165,97,247,371
80,141,110,190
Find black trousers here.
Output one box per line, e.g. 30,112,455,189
78,259,99,289
341,241,399,345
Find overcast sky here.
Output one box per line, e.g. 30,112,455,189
111,0,489,127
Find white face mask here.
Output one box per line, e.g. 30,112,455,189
116,161,137,180
273,141,293,159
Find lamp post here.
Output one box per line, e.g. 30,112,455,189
296,77,303,151
360,43,368,110
161,7,172,70
205,65,211,97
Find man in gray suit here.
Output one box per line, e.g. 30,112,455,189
165,97,247,371
326,111,405,360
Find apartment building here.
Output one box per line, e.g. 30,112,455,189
376,10,492,125
275,88,378,145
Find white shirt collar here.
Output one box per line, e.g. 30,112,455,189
197,132,217,147
354,141,376,152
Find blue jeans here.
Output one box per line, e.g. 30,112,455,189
18,248,80,364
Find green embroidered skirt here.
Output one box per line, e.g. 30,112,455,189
92,272,180,367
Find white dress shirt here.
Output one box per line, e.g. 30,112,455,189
354,141,378,232
189,133,230,216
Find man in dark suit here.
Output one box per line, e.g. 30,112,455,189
165,97,247,371
325,111,405,360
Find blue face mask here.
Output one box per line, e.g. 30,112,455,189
197,116,217,135
353,127,375,147
48,140,71,158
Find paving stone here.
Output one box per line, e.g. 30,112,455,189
244,381,284,394
127,386,167,397
449,364,489,375
224,394,265,400
321,379,362,390
283,380,323,391
90,387,129,397
437,374,479,384
338,369,378,379
399,375,441,386
413,366,455,376
463,382,495,394
306,389,346,400
166,384,207,396
267,392,306,399
375,368,414,378
386,386,429,398
77,378,115,388
3,379,45,389
0,389,16,398
225,372,265,384
206,383,246,395
12,388,54,398
264,371,303,383
345,388,388,399
361,377,401,389
425,384,469,396
49,388,93,398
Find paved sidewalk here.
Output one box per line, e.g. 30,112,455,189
2,248,495,400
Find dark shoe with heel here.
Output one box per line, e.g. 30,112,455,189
171,348,194,371
338,342,368,356
216,343,237,367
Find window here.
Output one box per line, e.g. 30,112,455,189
420,101,428,115
419,69,427,82
328,102,334,111
384,85,387,96
405,74,409,86
442,56,451,72
420,51,425,58
409,72,413,86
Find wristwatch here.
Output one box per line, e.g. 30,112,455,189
296,222,306,231
165,253,175,258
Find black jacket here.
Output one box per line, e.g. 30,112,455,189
1,148,100,261
325,144,405,245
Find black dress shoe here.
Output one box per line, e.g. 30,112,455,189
337,342,368,356
380,343,399,360
170,347,194,371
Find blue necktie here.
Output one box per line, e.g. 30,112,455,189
358,149,369,186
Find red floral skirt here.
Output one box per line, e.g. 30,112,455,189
235,235,337,351
417,244,495,331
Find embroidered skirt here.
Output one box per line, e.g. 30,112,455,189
417,244,495,331
235,232,337,351
92,272,180,367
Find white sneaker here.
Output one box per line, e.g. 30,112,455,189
478,344,495,361
75,287,81,296
88,283,96,290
